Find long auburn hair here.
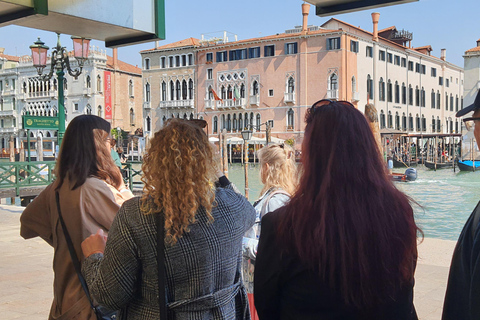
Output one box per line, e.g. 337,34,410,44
55,115,123,190
141,119,216,244
258,143,297,195
278,101,420,308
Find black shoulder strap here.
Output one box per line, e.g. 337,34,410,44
156,212,167,319
55,191,96,311
472,201,480,238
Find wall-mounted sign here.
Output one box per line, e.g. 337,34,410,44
23,116,59,130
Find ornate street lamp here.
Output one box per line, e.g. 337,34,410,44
30,33,91,146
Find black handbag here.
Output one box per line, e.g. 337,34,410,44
55,191,117,320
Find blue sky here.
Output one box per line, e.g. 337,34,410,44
0,0,477,68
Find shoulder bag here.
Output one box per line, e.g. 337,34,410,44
55,191,117,320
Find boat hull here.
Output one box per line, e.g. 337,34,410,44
457,160,480,172
424,160,453,170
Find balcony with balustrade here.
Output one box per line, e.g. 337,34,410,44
327,89,339,100
159,99,194,109
83,87,92,97
284,92,295,104
352,91,360,102
216,98,246,110
143,101,151,109
249,95,259,106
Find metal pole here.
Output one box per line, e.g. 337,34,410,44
266,123,271,145
244,140,249,200
222,129,228,178
57,68,65,147
27,129,31,162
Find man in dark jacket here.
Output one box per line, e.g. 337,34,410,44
443,89,480,319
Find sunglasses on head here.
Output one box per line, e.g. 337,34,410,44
306,99,355,121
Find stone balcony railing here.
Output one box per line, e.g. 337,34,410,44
249,95,259,106
284,92,295,103
327,89,339,100
159,99,194,109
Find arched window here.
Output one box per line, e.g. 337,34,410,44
421,87,425,107
221,86,226,100
288,77,295,93
287,108,294,129
227,114,231,131
144,58,150,70
402,83,406,104
431,90,435,108
146,116,151,132
380,110,385,129
239,114,243,130
450,94,454,111
221,114,226,130
432,116,436,132
252,81,259,96
250,113,254,130
367,75,373,100
456,95,459,112
97,75,102,92
395,112,400,130
408,113,413,131
161,81,166,101
188,79,194,99
379,78,385,101
130,108,135,125
227,85,233,99
233,114,237,131
351,76,357,94
408,85,413,105
170,81,175,101
182,79,188,100
256,114,261,128
183,114,188,119
422,115,426,132
244,112,249,128
402,113,407,130
445,93,448,110
416,114,420,131
162,115,166,125
208,85,213,100
176,80,181,100
97,105,102,117
190,113,194,120
437,91,441,109
387,80,392,102
437,117,441,133
86,76,92,89
240,83,245,98
387,111,392,128
213,116,218,133
128,79,133,97
415,86,419,106
145,83,150,102
85,104,92,115
394,81,399,103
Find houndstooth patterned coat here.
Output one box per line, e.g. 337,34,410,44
82,180,256,320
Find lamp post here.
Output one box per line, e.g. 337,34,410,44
30,33,91,147
241,129,252,199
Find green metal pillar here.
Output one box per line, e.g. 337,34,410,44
57,69,65,147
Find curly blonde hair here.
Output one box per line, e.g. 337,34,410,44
141,119,216,244
258,143,297,196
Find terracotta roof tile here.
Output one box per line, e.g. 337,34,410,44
106,56,141,74
0,53,19,62
466,46,480,53
379,26,396,33
140,38,200,52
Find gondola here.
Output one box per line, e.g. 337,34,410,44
393,157,418,168
424,160,454,170
456,160,480,172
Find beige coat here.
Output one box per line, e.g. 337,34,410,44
20,177,133,320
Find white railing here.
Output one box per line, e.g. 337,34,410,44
284,92,295,103
327,89,339,100
159,99,194,109
0,127,16,134
352,92,360,101
249,95,259,106
83,88,92,96
143,101,151,109
205,99,214,109
0,110,15,116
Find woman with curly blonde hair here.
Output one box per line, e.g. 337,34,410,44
81,118,256,320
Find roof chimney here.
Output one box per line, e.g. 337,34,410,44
477,38,480,47
441,48,446,61
372,12,380,42
0,47,4,55
113,48,118,69
155,40,160,48
302,3,310,33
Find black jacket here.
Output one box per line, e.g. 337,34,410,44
442,201,480,320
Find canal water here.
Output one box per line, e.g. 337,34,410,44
226,163,480,241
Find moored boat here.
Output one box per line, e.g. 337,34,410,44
424,160,454,170
456,160,480,172
391,168,417,182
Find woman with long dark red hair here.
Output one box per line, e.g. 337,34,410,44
254,100,420,319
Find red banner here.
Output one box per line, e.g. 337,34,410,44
104,71,112,120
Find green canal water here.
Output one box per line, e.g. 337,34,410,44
226,163,480,241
